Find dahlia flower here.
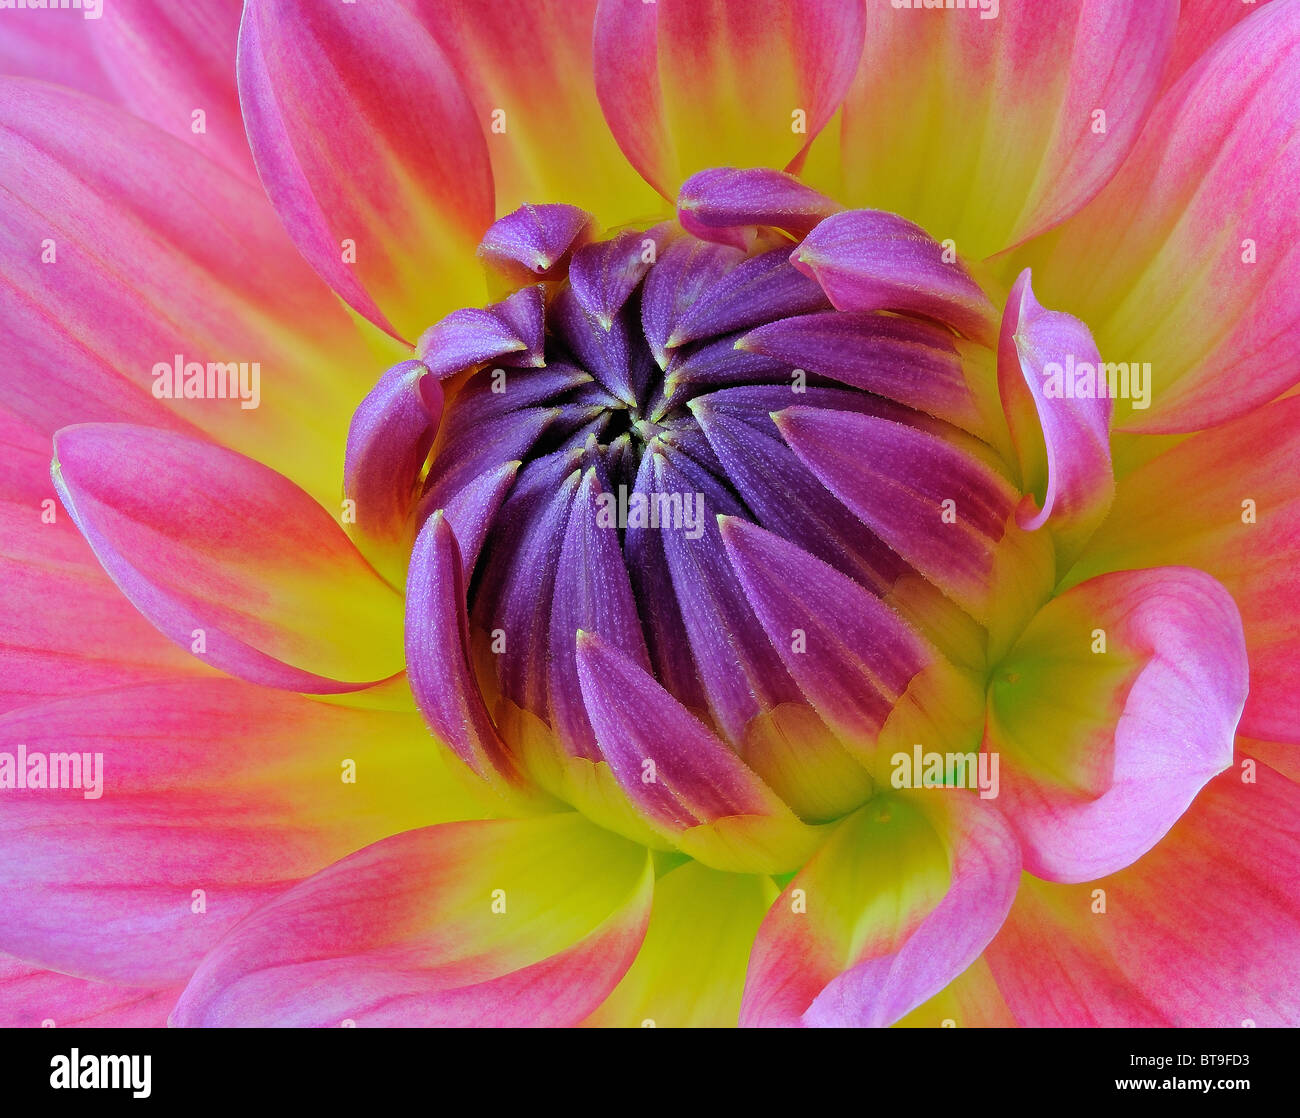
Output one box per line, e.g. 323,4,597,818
0,0,1297,1029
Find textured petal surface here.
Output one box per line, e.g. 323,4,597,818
794,210,998,344
91,0,253,179
985,761,1300,1026
987,568,1247,883
741,793,1019,1027
171,814,653,1027
1025,0,1300,432
0,679,488,986
1070,396,1300,744
837,0,1177,258
238,0,494,340
0,956,180,1029
53,425,404,692
0,79,378,506
595,0,866,199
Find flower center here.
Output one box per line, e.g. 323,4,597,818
372,196,1035,828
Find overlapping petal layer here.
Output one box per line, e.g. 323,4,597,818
0,679,487,986
53,425,404,692
171,814,653,1027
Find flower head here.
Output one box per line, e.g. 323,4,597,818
1,0,1298,1029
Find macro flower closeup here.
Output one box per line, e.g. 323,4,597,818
1,0,1298,1032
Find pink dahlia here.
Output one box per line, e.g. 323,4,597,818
0,0,1297,1030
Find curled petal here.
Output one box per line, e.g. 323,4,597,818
997,269,1113,565
987,567,1247,883
477,204,597,288
677,167,842,248
344,360,441,568
741,793,1020,1027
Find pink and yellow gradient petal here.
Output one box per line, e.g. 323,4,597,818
414,0,663,225
238,0,494,343
740,792,1020,1027
0,678,491,987
0,79,380,507
171,814,654,1027
595,0,866,201
833,0,1176,260
987,566,1247,883
982,761,1300,1027
53,425,404,692
1024,0,1300,433
1072,396,1300,745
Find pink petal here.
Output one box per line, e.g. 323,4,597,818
417,0,663,222
1161,0,1282,93
594,0,866,199
741,793,1020,1027
0,678,488,985
985,760,1300,1026
53,424,404,693
0,79,379,507
91,0,255,180
1027,0,1300,432
1071,395,1300,745
238,0,494,341
997,269,1113,564
0,410,207,714
987,567,1247,883
0,956,181,1028
171,815,654,1026
840,0,1177,258
0,9,117,101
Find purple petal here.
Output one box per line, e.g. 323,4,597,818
477,202,595,283
343,359,439,549
678,167,842,246
404,511,523,791
739,310,983,430
794,211,998,345
668,247,830,349
640,237,746,368
718,517,929,748
548,469,652,760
